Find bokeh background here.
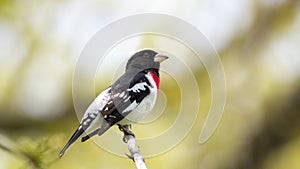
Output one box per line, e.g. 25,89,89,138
1,0,300,169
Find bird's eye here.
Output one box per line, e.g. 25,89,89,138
144,53,149,57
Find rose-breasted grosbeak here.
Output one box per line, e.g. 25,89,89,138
59,49,168,157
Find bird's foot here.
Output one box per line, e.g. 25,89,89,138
117,124,135,143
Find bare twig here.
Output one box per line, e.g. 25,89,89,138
118,124,148,169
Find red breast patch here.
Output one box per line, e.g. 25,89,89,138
148,71,160,89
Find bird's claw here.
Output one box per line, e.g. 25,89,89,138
117,124,135,143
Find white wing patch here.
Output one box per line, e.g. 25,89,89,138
127,82,147,93
119,91,125,98
124,96,130,102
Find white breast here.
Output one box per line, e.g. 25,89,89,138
124,73,158,123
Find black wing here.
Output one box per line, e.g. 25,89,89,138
110,70,151,118
81,71,151,142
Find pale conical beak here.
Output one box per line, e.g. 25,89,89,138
154,54,169,63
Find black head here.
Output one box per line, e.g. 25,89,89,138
126,49,168,72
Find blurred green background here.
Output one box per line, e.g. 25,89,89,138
1,0,300,169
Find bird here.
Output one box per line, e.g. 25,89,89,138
59,49,168,157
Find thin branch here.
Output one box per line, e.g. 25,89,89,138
118,124,148,169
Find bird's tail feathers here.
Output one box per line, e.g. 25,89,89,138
81,121,111,142
81,129,99,142
59,127,84,158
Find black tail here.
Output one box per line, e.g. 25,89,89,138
81,121,111,142
81,128,100,142
59,127,84,157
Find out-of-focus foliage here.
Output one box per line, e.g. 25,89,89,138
0,0,300,169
